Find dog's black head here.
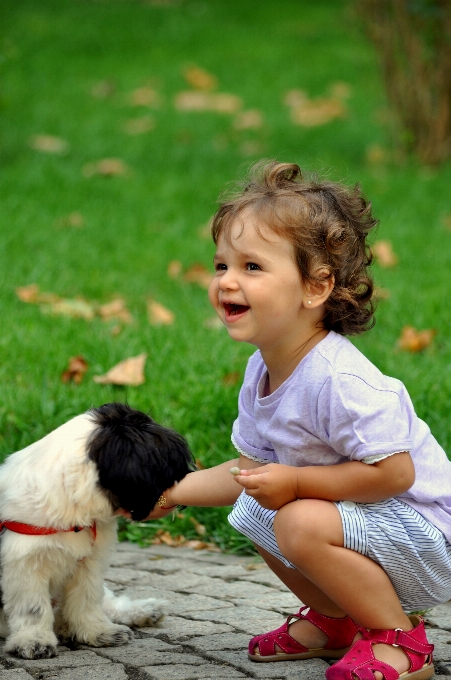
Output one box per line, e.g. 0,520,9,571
87,403,194,521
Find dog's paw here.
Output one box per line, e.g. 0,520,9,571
5,632,58,659
102,589,166,627
94,624,134,647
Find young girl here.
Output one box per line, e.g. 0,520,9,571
147,161,451,680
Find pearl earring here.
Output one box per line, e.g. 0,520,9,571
307,300,312,305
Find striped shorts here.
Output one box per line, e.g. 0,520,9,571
228,492,451,612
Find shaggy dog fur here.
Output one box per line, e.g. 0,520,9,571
0,403,193,659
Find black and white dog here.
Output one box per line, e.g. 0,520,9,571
0,403,193,659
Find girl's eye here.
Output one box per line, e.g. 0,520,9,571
247,262,261,271
215,263,227,271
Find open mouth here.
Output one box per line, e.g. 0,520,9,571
223,303,249,317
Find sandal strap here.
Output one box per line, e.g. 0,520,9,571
364,627,434,655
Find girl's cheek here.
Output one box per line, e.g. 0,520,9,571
208,279,219,308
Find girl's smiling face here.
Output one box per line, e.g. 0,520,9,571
208,213,313,354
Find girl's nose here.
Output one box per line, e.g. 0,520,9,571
218,268,239,290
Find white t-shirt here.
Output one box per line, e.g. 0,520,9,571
232,331,451,543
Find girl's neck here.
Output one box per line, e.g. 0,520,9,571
261,328,329,396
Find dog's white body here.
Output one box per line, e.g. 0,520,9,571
0,413,164,659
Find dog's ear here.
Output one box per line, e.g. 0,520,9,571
87,403,194,521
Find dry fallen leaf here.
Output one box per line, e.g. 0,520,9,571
289,98,346,126
373,286,391,301
329,81,352,99
441,214,451,231
183,263,213,289
189,516,206,536
90,79,116,99
82,158,130,178
45,298,96,320
183,65,217,91
174,91,242,113
122,116,155,135
93,353,147,386
128,86,161,108
366,144,388,166
195,458,206,470
29,134,70,154
233,109,264,130
283,89,308,108
97,298,133,324
167,260,183,279
398,326,436,352
372,240,398,267
222,371,241,386
61,356,89,384
147,299,175,325
56,212,84,229
203,316,223,330
15,283,44,303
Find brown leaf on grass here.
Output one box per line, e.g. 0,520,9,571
183,263,213,289
398,326,436,352
183,65,218,91
174,91,242,113
203,316,223,330
372,240,398,267
128,86,161,108
189,516,206,536
222,371,241,386
283,89,308,108
122,116,155,135
45,298,96,320
152,530,186,547
97,298,133,324
233,109,264,130
82,158,130,178
147,299,175,325
93,353,147,386
167,260,183,279
29,134,70,155
90,79,116,99
61,356,89,384
195,458,206,470
373,286,391,301
441,214,451,230
56,212,85,229
366,144,388,166
289,98,346,127
329,81,352,99
15,283,64,305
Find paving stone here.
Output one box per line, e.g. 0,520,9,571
144,614,235,641
187,605,282,635
135,573,222,593
105,567,157,585
427,629,451,661
228,592,301,615
184,632,250,651
0,650,112,672
205,650,329,678
235,570,291,591
0,671,35,680
109,551,146,567
183,564,261,580
427,603,451,631
92,638,182,665
120,589,234,613
42,665,128,680
140,664,245,679
435,661,451,675
182,578,279,600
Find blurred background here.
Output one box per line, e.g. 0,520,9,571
1,0,450,551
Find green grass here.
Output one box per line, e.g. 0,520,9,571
1,0,451,552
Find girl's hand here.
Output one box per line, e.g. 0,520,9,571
115,487,177,521
234,464,298,510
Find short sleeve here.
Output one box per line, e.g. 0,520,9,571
317,373,412,462
231,356,277,464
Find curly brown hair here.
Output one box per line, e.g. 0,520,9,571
211,160,378,336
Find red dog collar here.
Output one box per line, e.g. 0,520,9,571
0,520,96,540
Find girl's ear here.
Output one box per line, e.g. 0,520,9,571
304,268,334,308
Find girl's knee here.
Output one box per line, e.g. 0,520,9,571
274,499,343,557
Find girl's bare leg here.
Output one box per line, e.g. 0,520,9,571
271,499,415,678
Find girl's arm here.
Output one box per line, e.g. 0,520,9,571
145,455,264,519
235,452,415,510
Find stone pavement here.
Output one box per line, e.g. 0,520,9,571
0,541,450,680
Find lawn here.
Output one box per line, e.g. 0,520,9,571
1,0,451,552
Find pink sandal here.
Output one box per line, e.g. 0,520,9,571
325,615,434,680
248,605,361,662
